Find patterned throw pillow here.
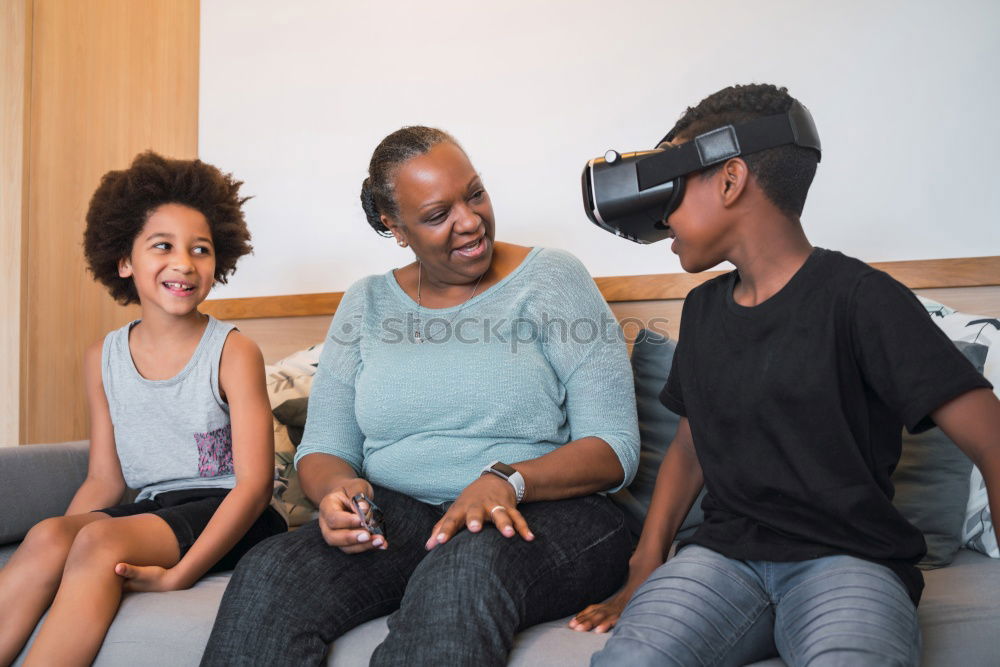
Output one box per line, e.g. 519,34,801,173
265,343,324,407
273,420,317,527
966,467,998,557
918,296,999,558
265,343,324,527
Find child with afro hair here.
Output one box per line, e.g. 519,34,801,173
0,151,286,665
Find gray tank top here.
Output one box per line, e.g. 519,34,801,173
102,316,238,500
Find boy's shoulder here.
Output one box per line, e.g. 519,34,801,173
817,249,911,303
818,248,880,279
219,328,261,360
685,248,882,306
687,269,736,301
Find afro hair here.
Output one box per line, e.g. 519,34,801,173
84,151,252,305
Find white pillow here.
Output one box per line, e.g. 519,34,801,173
965,466,998,557
264,343,324,409
918,296,999,558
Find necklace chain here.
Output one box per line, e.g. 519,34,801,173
414,262,486,343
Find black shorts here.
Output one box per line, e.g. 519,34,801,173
96,488,287,573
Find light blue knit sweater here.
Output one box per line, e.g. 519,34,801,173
295,247,639,505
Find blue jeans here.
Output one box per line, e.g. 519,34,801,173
592,545,920,667
200,485,631,667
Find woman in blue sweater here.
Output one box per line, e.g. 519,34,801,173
201,127,640,666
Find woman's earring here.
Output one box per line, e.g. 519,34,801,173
397,239,408,248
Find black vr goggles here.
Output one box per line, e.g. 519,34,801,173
581,101,822,244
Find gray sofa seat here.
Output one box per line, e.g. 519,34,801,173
0,545,613,666
3,443,1000,666
3,546,997,666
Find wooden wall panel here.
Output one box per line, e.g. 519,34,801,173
23,0,199,443
1,0,31,445
235,315,333,365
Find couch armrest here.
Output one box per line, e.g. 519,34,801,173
0,441,89,544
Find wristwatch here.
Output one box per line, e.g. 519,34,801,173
480,461,526,503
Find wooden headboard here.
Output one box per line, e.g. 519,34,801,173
201,256,1000,364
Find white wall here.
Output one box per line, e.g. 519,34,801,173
200,0,1000,298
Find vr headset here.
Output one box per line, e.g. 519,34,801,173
581,100,822,244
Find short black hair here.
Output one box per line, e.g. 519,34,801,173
360,126,458,236
667,84,819,219
84,151,253,305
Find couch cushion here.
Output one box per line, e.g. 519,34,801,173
37,573,227,666
327,615,615,667
327,613,793,666
10,572,229,666
0,441,89,543
919,548,1000,665
610,329,704,539
94,573,230,665
893,425,974,568
7,549,998,665
0,542,17,568
327,616,388,666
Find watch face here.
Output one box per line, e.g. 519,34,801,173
492,462,517,477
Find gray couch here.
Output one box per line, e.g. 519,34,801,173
3,441,999,666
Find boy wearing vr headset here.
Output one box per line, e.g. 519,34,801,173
571,84,1000,666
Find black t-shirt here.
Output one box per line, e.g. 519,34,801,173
660,248,991,604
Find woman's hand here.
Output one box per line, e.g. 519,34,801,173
317,478,388,553
115,563,189,592
425,474,534,550
568,589,630,633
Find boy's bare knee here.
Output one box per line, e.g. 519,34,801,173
24,517,79,556
64,521,125,573
14,517,93,586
